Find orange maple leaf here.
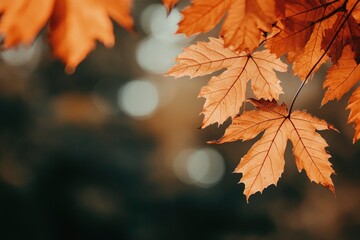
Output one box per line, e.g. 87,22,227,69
266,0,324,62
166,38,287,128
0,0,133,72
266,0,344,79
322,0,360,64
322,45,360,105
322,45,360,142
211,99,337,202
267,0,360,79
177,0,283,53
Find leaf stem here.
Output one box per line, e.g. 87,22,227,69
287,0,359,115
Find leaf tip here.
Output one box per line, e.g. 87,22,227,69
163,71,174,78
320,98,328,107
327,184,336,195
328,123,339,133
207,140,220,144
65,65,76,74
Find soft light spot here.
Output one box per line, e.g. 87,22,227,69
0,40,41,67
136,37,182,75
118,79,159,119
174,148,225,188
140,4,185,43
137,4,191,75
173,149,195,185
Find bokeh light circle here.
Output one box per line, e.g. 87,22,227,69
118,79,159,119
173,147,225,188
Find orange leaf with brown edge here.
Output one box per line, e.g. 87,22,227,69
321,0,360,65
322,45,360,106
266,0,323,61
210,99,337,202
347,86,360,143
267,0,348,68
166,38,287,128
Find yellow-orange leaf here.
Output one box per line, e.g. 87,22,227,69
167,38,287,128
288,111,336,192
347,86,360,143
177,0,281,52
292,16,336,80
220,0,278,52
211,99,336,201
0,0,133,72
177,0,232,36
322,46,360,105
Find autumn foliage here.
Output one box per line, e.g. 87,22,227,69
167,0,360,201
1,0,360,201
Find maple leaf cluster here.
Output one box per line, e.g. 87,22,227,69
166,0,360,201
1,0,359,201
0,0,133,73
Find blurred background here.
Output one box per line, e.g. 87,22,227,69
0,1,360,239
